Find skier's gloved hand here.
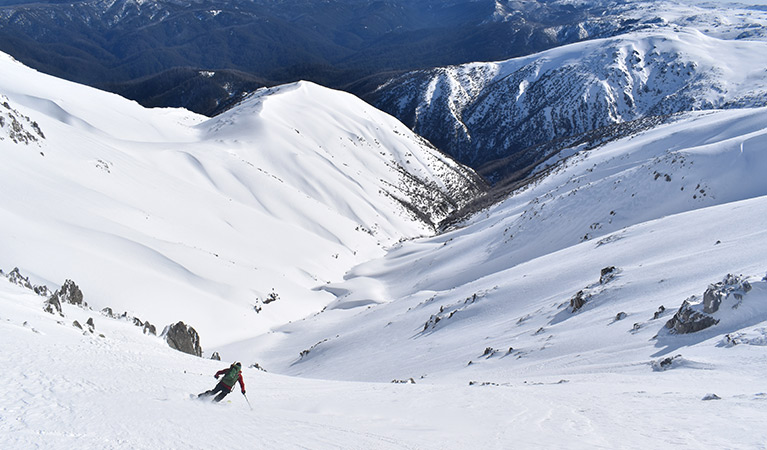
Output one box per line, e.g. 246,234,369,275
242,390,246,395
214,374,219,379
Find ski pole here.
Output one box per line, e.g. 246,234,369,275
243,392,253,411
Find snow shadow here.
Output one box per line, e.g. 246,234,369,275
652,318,767,357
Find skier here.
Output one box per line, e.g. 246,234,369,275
198,362,246,402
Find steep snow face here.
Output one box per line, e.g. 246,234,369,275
373,5,767,174
0,52,483,348
239,106,767,384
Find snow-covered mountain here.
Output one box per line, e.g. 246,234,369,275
4,83,767,448
0,50,484,347
0,0,654,115
232,103,767,381
371,1,767,181
3,1,767,447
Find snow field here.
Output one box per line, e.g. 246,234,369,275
2,280,766,449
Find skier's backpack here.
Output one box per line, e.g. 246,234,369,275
221,363,241,387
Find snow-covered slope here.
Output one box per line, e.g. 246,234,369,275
372,1,767,176
6,104,764,449
2,2,767,446
0,51,484,348
6,276,767,449
239,105,767,387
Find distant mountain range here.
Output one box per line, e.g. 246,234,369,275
369,2,767,184
3,0,766,188
0,0,635,115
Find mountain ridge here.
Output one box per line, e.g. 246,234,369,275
369,2,767,182
0,0,642,115
0,51,484,346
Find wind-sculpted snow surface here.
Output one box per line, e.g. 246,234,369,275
374,9,767,178
0,51,483,347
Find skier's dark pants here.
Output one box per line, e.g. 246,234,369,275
198,381,232,402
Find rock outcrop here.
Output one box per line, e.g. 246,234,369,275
665,274,754,334
50,280,86,308
161,321,202,357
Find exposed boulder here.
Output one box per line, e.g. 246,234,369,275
161,321,202,357
600,266,619,285
210,352,221,361
132,316,156,335
43,295,63,316
143,323,157,336
665,297,720,334
665,274,754,334
568,268,619,314
703,274,751,314
570,290,589,312
264,290,279,304
51,280,86,308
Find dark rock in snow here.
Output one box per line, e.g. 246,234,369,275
161,321,202,357
43,295,63,316
665,274,753,334
665,298,719,334
702,393,722,401
143,322,157,336
43,280,86,317
600,266,618,284
3,267,51,295
570,290,588,312
210,352,221,361
704,273,752,314
263,290,279,304
7,267,33,290
86,317,95,332
615,312,627,321
72,320,82,330
651,354,684,371
50,280,86,308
